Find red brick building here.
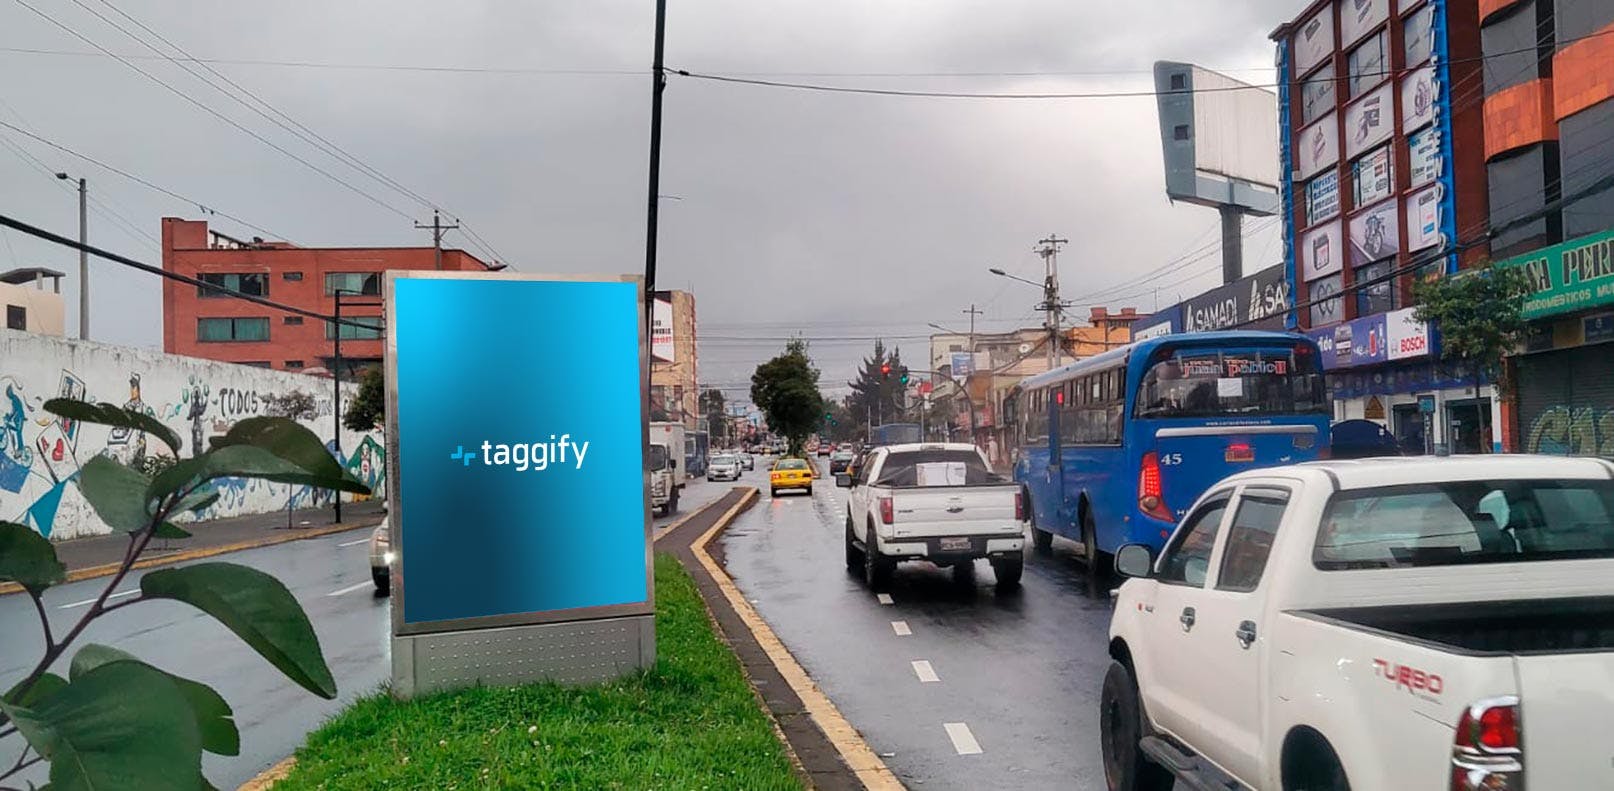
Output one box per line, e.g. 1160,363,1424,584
161,217,495,375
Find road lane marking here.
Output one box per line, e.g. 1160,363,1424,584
876,593,894,605
891,620,911,636
59,589,138,609
911,660,939,683
326,581,373,597
336,537,369,547
944,722,983,755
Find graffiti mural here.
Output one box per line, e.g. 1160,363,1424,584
0,330,381,540
1524,406,1614,457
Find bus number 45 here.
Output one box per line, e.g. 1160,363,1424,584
1159,453,1184,466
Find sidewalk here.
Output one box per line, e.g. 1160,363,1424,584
1,500,386,595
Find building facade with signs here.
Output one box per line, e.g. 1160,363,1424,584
649,290,698,428
1272,0,1496,453
1481,0,1614,456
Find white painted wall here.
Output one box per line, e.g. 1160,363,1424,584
1,329,383,541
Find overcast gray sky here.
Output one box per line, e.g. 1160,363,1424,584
0,0,1302,406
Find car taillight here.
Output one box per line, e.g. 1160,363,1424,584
1451,697,1523,791
1137,452,1173,522
879,496,894,525
1014,489,1026,522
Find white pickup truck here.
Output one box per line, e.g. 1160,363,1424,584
1102,455,1614,791
837,442,1028,592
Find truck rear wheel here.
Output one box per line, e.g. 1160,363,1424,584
1099,660,1172,791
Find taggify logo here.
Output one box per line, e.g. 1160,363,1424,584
449,434,591,472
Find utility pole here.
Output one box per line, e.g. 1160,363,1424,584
56,173,87,339
962,304,982,444
414,210,460,270
1035,235,1070,369
643,0,668,319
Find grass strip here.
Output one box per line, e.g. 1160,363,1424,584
273,554,802,790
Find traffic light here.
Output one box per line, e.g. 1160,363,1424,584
899,367,910,385
880,363,892,377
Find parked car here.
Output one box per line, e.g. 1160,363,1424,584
839,442,1027,591
707,453,742,482
1103,455,1614,791
368,517,392,595
828,449,855,474
770,457,815,497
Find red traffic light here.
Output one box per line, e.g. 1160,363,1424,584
880,363,892,376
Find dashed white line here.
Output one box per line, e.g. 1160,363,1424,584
59,589,138,610
326,581,373,597
911,660,940,683
876,593,894,605
336,537,369,547
944,722,983,755
891,620,912,636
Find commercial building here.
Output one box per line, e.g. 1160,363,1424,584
160,218,495,375
649,289,699,428
1,268,65,336
1272,0,1493,453
1484,1,1614,454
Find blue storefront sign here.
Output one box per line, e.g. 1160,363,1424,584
1304,306,1431,371
1132,304,1181,340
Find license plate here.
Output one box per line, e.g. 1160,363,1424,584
939,537,972,551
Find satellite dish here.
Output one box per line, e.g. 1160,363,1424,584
1018,343,1032,354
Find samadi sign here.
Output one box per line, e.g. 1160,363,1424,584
1499,227,1614,320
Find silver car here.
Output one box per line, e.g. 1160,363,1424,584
368,514,392,595
738,452,755,471
707,454,742,482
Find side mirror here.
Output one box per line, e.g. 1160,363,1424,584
670,459,677,470
835,473,852,488
1115,544,1154,578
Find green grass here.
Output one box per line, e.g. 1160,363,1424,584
274,555,802,790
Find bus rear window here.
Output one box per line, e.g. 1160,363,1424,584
1133,346,1326,418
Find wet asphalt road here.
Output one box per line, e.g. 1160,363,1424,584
722,459,1119,790
0,474,736,789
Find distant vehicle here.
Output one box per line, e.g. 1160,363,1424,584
649,421,686,516
368,518,391,595
829,449,855,474
816,442,833,457
1104,455,1614,791
839,443,1027,592
707,453,742,482
737,452,755,471
1330,418,1404,459
1008,331,1330,574
686,430,710,478
870,423,922,447
770,457,815,497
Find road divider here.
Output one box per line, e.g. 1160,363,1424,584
876,593,894,605
891,620,911,636
911,660,940,683
943,722,983,756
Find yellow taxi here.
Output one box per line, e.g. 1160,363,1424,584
769,456,815,497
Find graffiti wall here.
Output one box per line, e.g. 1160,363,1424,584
1523,406,1614,457
0,329,383,541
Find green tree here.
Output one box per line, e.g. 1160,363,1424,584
0,400,368,790
750,339,823,455
699,388,728,446
1413,262,1532,393
846,340,910,432
343,366,385,432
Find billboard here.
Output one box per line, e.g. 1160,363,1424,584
1344,83,1394,160
1181,263,1291,332
1132,305,1181,340
386,272,653,695
1305,306,1430,369
950,351,974,378
1340,0,1389,47
1349,199,1401,267
1409,126,1441,187
1296,114,1339,180
1301,220,1344,281
1406,185,1443,251
651,294,675,362
1154,62,1279,214
1293,9,1335,73
1402,66,1437,132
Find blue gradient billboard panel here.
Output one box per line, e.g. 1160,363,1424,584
391,276,648,627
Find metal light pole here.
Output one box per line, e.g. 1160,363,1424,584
55,173,87,339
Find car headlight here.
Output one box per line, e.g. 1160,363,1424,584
383,551,395,565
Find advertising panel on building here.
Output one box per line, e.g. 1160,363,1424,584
1408,126,1441,187
1301,220,1344,281
1340,0,1390,46
1296,114,1340,179
1344,82,1394,160
1405,184,1443,251
1401,66,1437,132
650,295,675,362
1307,171,1341,222
386,272,654,697
1352,145,1395,205
1182,264,1291,332
1349,199,1400,267
1131,305,1181,340
1292,9,1334,73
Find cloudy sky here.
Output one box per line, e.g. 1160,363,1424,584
0,0,1302,406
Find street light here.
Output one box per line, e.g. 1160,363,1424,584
987,267,1043,289
331,287,383,524
55,172,87,340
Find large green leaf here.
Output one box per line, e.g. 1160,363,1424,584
69,645,238,757
149,445,369,502
173,490,219,515
207,418,349,480
0,522,66,593
43,399,181,456
4,673,67,708
0,661,202,791
77,457,153,534
139,562,336,699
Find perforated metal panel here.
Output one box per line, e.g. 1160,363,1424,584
392,614,655,698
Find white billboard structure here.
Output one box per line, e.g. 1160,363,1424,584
1155,62,1280,285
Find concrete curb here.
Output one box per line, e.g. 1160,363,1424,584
0,521,377,598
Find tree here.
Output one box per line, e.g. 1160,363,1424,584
0,399,368,790
750,339,823,455
1413,262,1532,393
846,340,910,432
343,366,385,432
700,388,728,446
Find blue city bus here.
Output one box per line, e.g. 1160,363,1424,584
1007,331,1330,569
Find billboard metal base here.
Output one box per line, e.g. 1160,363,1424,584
391,613,656,699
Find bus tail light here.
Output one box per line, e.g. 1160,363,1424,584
879,496,895,525
1225,442,1254,463
1451,697,1523,791
1137,452,1173,522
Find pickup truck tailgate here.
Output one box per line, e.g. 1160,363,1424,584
890,486,1020,539
1518,653,1614,789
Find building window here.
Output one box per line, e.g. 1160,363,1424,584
1352,145,1395,206
325,272,381,296
5,305,24,330
285,360,304,369
196,272,267,298
1557,0,1614,40
1309,274,1344,326
240,361,272,368
1347,30,1387,97
1170,73,1187,90
282,271,304,281
197,317,270,342
1173,124,1190,141
1403,4,1434,67
1559,98,1614,239
1481,1,1549,95
326,316,384,340
1487,144,1562,257
1301,63,1336,126
1354,259,1394,316
283,316,303,325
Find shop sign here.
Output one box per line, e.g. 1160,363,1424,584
1294,9,1335,74
1401,66,1437,132
1344,83,1394,160
1584,312,1614,344
1297,114,1339,180
1341,0,1389,47
1406,185,1443,251
1133,304,1181,340
1305,306,1431,370
1302,221,1344,280
1365,395,1386,420
1497,226,1614,320
1409,126,1442,187
1349,199,1400,267
1385,306,1431,360
1308,171,1341,223
1181,264,1291,332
